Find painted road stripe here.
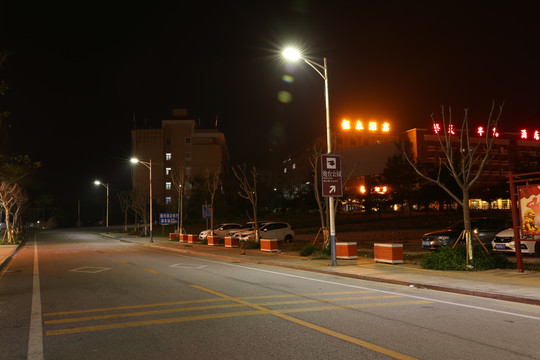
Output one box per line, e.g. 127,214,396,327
28,237,44,360
192,285,418,360
45,295,405,324
46,310,262,336
144,268,159,274
44,298,226,316
45,303,243,324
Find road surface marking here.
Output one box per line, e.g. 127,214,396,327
28,237,44,360
46,311,262,336
44,303,243,324
144,268,159,274
44,298,227,316
193,256,540,321
192,285,418,360
44,295,406,324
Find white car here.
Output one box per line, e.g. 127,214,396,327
228,221,269,238
491,228,540,256
237,222,295,242
198,223,242,240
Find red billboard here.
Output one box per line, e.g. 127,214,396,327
518,184,540,235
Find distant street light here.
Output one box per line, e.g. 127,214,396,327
131,157,153,243
283,47,337,266
94,180,109,234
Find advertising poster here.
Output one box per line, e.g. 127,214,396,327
518,184,540,235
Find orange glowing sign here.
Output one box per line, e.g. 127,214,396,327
341,119,390,133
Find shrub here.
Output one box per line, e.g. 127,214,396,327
299,245,317,257
421,245,511,270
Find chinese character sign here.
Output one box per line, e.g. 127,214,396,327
159,213,179,225
518,185,540,235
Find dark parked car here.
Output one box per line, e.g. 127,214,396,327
421,217,510,250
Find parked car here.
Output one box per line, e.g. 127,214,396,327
421,217,509,250
237,222,295,242
227,221,269,238
198,223,242,240
491,228,540,257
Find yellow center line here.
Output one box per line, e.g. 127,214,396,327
144,268,159,274
191,285,419,360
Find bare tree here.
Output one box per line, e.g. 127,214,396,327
12,185,28,235
171,168,190,234
117,191,131,232
0,181,19,243
405,103,503,262
309,145,358,248
205,166,221,236
233,164,259,241
131,188,149,236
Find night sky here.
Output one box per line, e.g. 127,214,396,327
1,1,540,221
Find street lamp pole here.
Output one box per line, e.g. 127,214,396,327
284,49,337,266
131,158,153,243
94,180,109,234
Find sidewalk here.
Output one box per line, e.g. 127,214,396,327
2,233,539,305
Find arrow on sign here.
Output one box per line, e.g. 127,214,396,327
330,185,336,193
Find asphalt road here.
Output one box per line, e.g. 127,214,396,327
2,228,540,360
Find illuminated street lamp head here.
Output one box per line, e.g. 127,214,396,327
130,158,139,164
94,180,101,185
283,48,301,61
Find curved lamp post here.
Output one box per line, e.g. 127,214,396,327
94,180,109,234
131,157,153,243
283,47,337,266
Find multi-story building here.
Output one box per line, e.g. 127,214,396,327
405,126,540,209
131,109,229,207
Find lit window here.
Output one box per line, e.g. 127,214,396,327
165,182,172,190
185,137,191,146
185,152,191,161
165,197,172,204
283,168,287,173
165,153,172,161
185,167,191,175
292,163,296,169
165,167,171,175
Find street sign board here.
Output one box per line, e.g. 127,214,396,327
202,204,212,219
321,154,343,197
159,213,178,225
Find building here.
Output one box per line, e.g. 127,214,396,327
280,119,398,200
131,109,230,207
405,126,540,209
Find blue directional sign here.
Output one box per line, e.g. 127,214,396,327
159,213,178,225
202,205,212,219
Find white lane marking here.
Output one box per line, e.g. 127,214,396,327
28,236,44,360
175,254,540,321
69,267,112,273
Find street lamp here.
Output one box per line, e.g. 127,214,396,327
283,47,337,266
94,180,109,234
131,157,153,243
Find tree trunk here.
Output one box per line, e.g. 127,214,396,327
462,190,473,262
